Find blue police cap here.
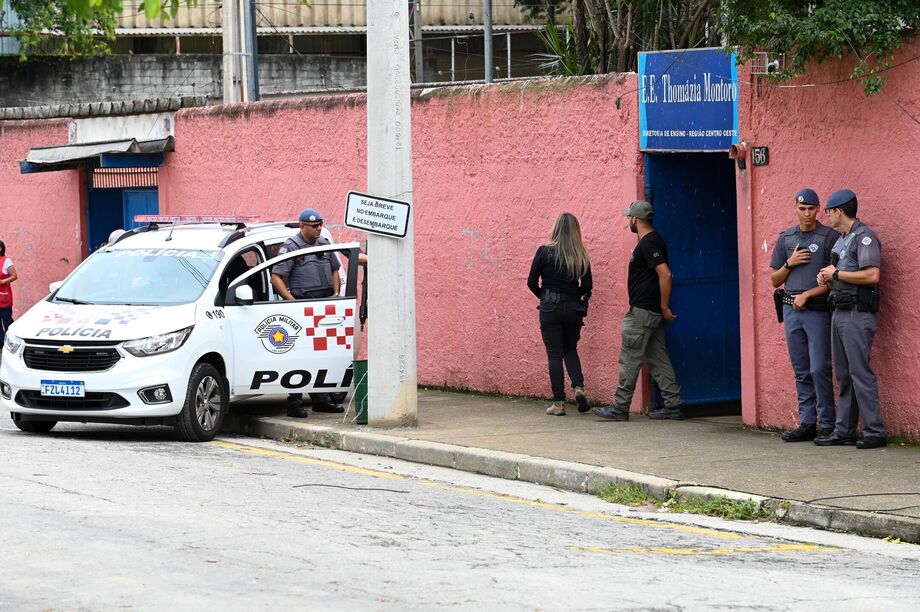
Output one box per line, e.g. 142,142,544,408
298,208,323,223
794,188,819,206
825,189,857,210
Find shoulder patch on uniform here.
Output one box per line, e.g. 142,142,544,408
861,236,872,246
652,251,660,258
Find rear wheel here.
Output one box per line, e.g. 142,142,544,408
176,363,228,442
11,414,57,433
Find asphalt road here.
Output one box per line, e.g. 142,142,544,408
2,418,919,611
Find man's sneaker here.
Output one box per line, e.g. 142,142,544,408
781,422,817,442
312,402,345,414
592,405,629,421
545,403,566,416
814,432,857,446
648,406,686,420
574,387,590,413
857,436,887,450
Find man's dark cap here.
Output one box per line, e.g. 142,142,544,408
826,189,857,210
795,188,819,206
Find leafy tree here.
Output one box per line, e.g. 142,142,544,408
530,0,919,94
3,0,117,59
529,0,723,75
0,0,195,59
720,0,920,95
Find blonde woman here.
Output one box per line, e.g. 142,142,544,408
527,213,593,416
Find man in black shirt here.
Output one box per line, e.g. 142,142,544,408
593,200,684,421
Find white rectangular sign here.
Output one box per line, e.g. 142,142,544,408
344,191,410,239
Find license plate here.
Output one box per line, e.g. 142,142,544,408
40,380,85,398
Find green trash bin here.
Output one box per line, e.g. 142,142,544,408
354,359,369,424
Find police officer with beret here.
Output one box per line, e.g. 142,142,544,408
815,189,886,449
769,188,839,442
271,208,344,417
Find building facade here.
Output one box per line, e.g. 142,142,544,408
1,34,918,437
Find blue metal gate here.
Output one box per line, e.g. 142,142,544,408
87,188,158,253
645,153,740,407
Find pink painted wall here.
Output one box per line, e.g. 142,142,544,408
163,76,642,404
738,34,920,438
0,119,83,317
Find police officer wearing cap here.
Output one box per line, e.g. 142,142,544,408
271,208,344,417
769,188,839,442
815,189,886,449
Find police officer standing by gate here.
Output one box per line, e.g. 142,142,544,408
815,189,886,449
271,208,344,418
769,188,839,442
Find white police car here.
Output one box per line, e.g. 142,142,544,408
0,216,361,441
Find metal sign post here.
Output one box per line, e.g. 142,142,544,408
366,0,418,427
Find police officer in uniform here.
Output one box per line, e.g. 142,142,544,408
769,188,839,441
271,208,344,417
814,189,886,449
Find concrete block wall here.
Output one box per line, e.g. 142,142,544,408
0,55,368,107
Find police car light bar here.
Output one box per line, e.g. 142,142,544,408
134,215,261,224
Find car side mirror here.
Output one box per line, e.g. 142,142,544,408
234,284,254,306
49,281,63,293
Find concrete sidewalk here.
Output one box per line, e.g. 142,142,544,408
226,390,920,542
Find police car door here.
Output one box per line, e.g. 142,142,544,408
223,242,360,397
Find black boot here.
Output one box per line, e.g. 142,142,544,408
286,395,307,418
591,405,629,421
648,405,686,420
781,422,817,442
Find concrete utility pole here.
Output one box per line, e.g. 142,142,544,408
223,0,258,102
366,0,418,427
483,0,493,83
245,0,260,101
222,0,243,102
413,0,424,82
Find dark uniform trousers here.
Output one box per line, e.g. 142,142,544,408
289,287,337,408
831,309,885,438
782,305,835,430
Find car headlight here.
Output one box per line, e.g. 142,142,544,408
3,333,22,355
122,326,193,357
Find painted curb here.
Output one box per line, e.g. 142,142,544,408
226,415,920,543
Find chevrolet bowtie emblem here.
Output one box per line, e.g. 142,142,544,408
58,345,76,354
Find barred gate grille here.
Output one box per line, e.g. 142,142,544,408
92,167,158,189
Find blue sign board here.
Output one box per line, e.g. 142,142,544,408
638,48,739,152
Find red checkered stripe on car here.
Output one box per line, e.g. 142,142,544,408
303,304,354,352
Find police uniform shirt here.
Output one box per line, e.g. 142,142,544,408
770,222,839,294
272,233,341,293
830,220,881,301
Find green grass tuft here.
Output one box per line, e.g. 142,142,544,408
598,483,659,507
597,483,773,522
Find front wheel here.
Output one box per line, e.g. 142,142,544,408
12,414,57,433
176,363,228,442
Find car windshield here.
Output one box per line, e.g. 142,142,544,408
53,248,223,306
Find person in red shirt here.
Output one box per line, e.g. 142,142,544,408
0,240,18,348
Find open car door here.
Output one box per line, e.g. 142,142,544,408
223,242,360,397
